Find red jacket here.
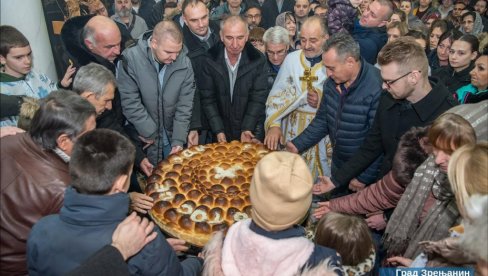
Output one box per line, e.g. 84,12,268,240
0,133,70,275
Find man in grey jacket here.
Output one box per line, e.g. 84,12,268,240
117,20,195,166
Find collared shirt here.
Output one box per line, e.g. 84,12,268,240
224,50,242,102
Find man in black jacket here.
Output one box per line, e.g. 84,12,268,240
200,15,268,143
260,0,295,29
61,15,151,177
181,0,221,145
318,37,458,193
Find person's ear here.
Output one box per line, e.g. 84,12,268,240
80,91,96,100
110,174,130,194
56,133,73,152
84,38,95,51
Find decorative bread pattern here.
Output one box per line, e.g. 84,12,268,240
146,141,270,247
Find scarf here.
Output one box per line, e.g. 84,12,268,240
383,156,460,259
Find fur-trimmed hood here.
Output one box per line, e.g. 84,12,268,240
60,14,116,73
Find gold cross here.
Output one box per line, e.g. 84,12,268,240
299,68,318,90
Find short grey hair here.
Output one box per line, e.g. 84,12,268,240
322,32,360,61
220,15,249,34
73,63,116,97
82,24,97,46
263,26,290,46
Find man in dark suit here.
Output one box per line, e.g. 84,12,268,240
181,0,221,145
260,0,296,29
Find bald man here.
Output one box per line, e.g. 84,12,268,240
61,15,150,180
265,16,331,179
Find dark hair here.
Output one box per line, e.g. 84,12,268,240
0,25,30,57
70,129,136,195
29,90,96,151
315,212,374,266
245,4,262,14
322,32,360,61
392,8,407,22
438,28,463,47
461,11,476,22
392,126,430,187
456,34,480,54
429,19,449,36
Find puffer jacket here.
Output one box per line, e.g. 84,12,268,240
293,60,382,185
327,0,358,34
0,133,70,275
117,31,195,164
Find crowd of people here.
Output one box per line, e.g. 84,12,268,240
1,0,487,274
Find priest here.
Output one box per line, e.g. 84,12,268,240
264,16,330,179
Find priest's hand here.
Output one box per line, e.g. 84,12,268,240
129,192,154,214
187,130,199,147
316,176,335,193
264,127,283,150
140,158,154,177
285,141,299,153
216,132,227,143
169,145,183,155
314,201,331,219
111,212,157,261
307,88,319,108
166,238,189,254
241,131,255,143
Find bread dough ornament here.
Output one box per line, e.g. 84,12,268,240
146,141,270,247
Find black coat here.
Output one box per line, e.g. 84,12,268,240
134,0,156,26
432,62,474,95
61,15,145,166
331,81,458,188
200,42,269,142
183,21,221,131
261,0,296,29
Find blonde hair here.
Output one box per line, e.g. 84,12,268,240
315,212,374,266
448,142,488,218
428,113,476,155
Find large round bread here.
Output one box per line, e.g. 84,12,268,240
146,141,270,247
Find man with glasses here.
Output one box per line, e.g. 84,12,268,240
317,37,457,197
286,32,383,198
352,0,394,64
245,5,263,29
265,16,330,179
263,26,290,91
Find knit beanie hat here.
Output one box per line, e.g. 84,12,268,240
250,152,313,232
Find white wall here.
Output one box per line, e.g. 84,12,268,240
0,0,58,81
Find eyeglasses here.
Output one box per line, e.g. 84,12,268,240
246,14,262,19
383,71,419,88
